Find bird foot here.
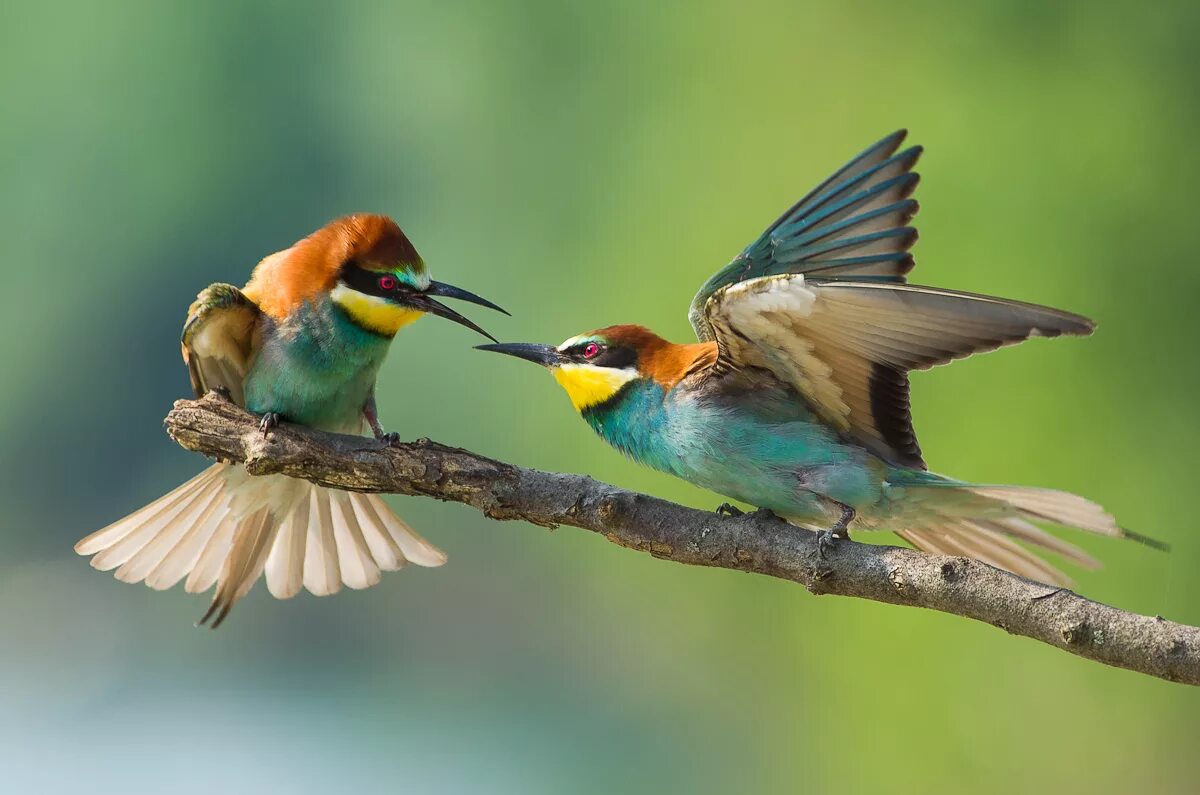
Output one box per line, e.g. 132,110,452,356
815,503,855,559
715,502,744,517
258,412,280,436
210,386,232,402
816,528,846,558
376,431,402,446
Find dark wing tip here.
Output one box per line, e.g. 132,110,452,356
849,130,910,170
1034,313,1095,338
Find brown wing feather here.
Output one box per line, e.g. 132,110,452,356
702,275,1093,468
181,283,263,406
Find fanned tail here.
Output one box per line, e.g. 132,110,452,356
76,464,446,626
887,480,1167,586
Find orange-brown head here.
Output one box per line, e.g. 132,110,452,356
477,325,717,411
243,214,505,338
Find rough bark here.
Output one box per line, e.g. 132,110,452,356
164,393,1199,685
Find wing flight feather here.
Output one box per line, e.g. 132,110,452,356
704,276,1093,468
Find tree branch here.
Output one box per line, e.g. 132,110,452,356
165,393,1198,685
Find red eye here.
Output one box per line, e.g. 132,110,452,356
378,275,397,291
583,342,601,359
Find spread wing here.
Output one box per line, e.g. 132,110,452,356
702,276,1094,469
181,283,263,406
688,130,1093,468
690,130,921,341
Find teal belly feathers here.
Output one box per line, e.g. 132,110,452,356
582,378,882,522
243,297,391,433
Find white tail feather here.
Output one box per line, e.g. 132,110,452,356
185,513,238,594
364,493,448,567
881,480,1160,586
114,475,226,584
350,493,406,571
145,490,229,591
265,492,309,599
330,491,381,590
968,486,1121,537
76,463,446,624
303,486,342,597
75,467,220,556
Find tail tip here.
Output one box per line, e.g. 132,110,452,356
1121,527,1171,553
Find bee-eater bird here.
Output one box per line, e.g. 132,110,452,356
76,214,506,626
480,131,1165,584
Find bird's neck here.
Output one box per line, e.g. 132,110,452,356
282,296,396,370
581,379,679,473
639,340,718,387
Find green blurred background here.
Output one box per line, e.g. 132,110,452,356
3,1,1199,791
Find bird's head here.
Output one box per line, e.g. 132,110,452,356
478,325,717,412
248,214,505,339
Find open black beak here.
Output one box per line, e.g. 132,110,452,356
474,342,564,367
426,280,510,316
406,293,498,343
403,281,507,343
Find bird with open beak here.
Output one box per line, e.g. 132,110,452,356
77,214,507,626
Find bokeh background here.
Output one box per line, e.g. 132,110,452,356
3,1,1199,792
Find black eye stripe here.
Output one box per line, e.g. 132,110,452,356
341,263,409,298
597,346,637,369
566,343,636,369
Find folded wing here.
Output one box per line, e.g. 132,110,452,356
181,283,263,405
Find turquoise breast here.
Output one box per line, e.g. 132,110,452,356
243,297,392,433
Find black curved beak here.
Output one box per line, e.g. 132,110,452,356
426,280,510,316
401,280,507,343
406,293,499,343
474,342,565,368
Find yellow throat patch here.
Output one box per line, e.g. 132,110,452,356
552,363,638,411
332,284,423,336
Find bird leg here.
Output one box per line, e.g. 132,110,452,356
715,502,744,517
363,389,401,446
258,412,280,436
816,501,855,559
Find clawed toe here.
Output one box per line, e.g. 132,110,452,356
816,502,855,559
377,431,402,446
259,412,280,436
715,502,744,517
816,528,842,559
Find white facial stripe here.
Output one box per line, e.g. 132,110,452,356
558,335,590,352
408,271,432,291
